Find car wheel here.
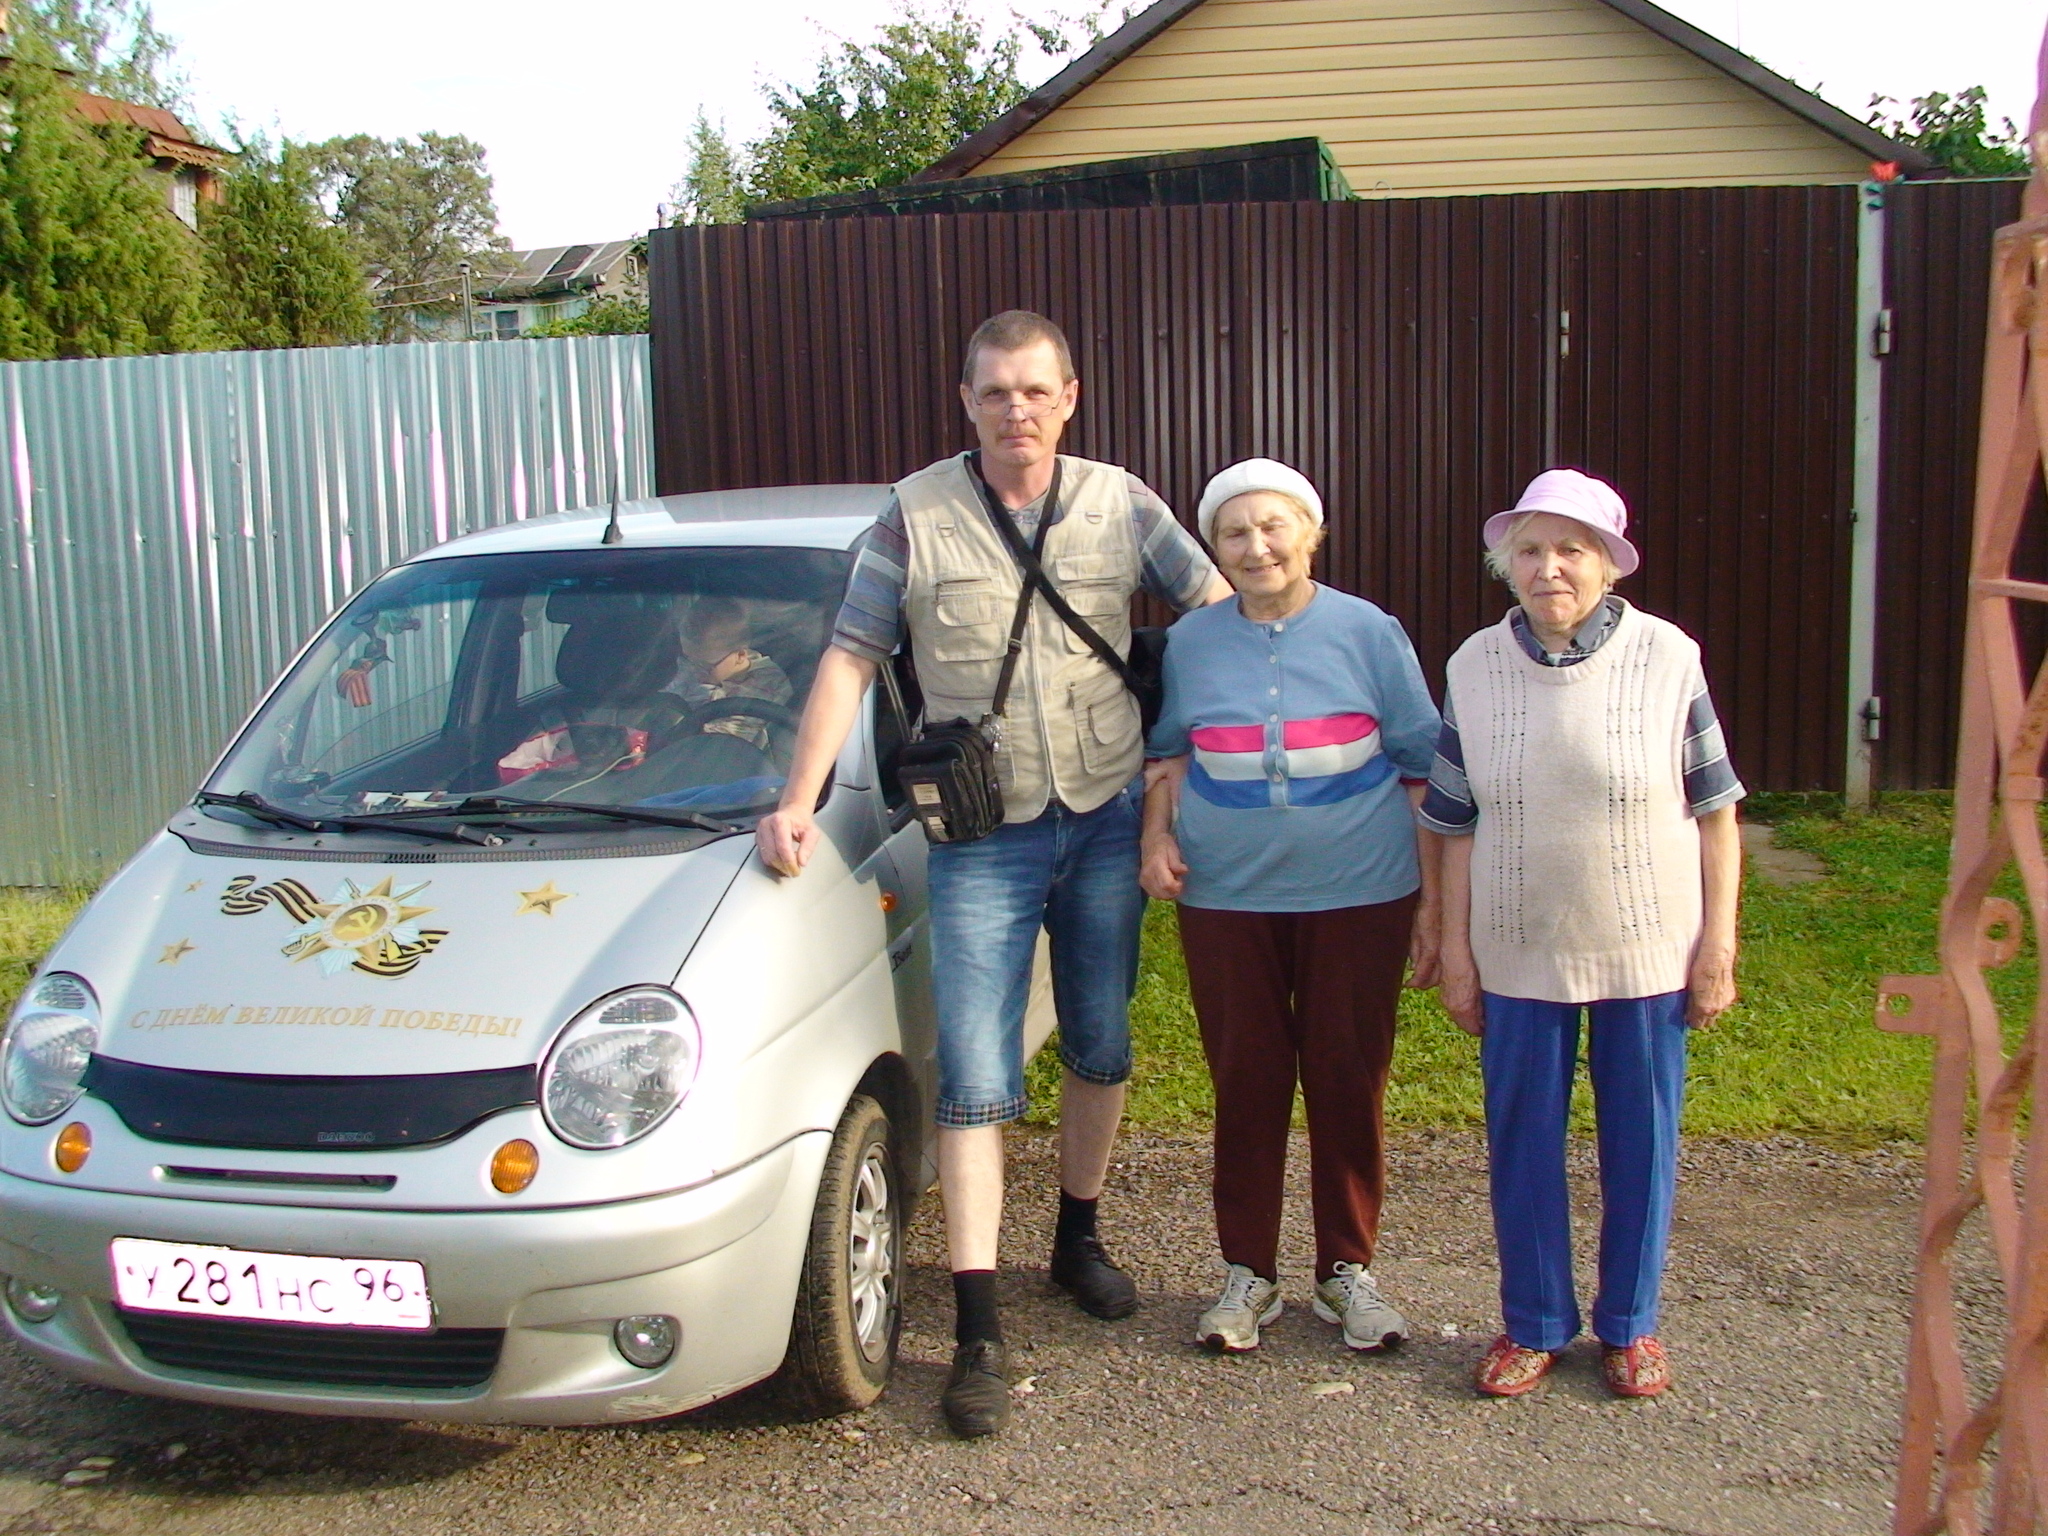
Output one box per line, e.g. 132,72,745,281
778,1093,900,1416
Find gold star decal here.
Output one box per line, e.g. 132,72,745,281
285,877,437,975
159,938,195,965
516,881,573,917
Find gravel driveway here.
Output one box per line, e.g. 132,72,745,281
0,1131,1939,1536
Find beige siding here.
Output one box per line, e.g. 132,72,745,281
975,0,1872,195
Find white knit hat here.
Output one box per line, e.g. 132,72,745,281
1196,458,1325,546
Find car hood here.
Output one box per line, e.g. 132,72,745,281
40,831,753,1076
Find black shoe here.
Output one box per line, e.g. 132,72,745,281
1049,1234,1139,1320
941,1339,1012,1438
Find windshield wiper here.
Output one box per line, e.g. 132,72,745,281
402,795,738,835
194,790,505,847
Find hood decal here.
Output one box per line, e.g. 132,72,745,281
221,875,451,978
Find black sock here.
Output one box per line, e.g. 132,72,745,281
1055,1190,1099,1250
953,1269,1002,1346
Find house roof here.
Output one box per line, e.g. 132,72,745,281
472,239,639,302
912,0,1934,183
69,89,227,168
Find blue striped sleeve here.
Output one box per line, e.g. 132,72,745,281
1418,691,1478,834
1128,476,1220,614
1683,671,1746,816
829,496,910,663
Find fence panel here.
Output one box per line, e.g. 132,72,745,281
1877,178,2032,788
0,335,653,885
651,193,1859,791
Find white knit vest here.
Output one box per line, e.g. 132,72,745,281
1446,600,1703,1003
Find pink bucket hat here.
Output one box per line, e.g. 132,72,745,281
1481,469,1640,578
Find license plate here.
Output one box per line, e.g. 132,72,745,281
110,1238,432,1330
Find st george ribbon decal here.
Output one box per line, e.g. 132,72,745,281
221,876,450,978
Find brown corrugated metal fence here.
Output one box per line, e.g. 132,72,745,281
1877,178,2030,788
652,184,1993,791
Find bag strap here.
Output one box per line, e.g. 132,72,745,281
982,457,1059,722
969,453,1143,697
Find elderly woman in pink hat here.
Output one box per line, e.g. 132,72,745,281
1141,458,1441,1358
1422,469,1744,1400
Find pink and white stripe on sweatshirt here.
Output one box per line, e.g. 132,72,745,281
1188,712,1392,808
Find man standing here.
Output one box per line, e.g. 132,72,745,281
756,310,1227,1438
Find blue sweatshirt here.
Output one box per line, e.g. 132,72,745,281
1146,585,1440,913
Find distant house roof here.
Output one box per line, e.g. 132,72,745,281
70,89,227,169
473,240,640,302
914,0,1935,192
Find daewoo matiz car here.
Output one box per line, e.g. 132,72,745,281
0,486,1035,1424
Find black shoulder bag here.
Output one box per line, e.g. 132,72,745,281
892,464,1059,845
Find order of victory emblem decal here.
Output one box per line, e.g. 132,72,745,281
221,875,449,977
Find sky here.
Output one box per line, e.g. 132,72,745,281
144,0,2048,251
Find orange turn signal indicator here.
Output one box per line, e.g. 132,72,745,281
490,1138,539,1194
53,1123,90,1174
879,890,898,913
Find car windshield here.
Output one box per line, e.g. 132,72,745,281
205,545,850,830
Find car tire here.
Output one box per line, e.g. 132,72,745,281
778,1093,901,1416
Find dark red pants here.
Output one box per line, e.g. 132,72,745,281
1177,895,1416,1282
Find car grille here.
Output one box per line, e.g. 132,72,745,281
117,1310,502,1389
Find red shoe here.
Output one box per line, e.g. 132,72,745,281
1473,1334,1557,1397
1601,1336,1671,1397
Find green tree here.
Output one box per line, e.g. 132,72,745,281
523,294,650,337
673,112,747,224
1868,87,2029,178
10,0,189,112
717,3,1129,208
306,133,504,341
200,137,372,350
745,6,1029,201
0,57,212,359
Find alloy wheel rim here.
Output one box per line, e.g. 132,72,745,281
848,1144,896,1362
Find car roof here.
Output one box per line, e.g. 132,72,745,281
412,485,893,561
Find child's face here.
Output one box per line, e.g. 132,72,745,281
684,628,749,679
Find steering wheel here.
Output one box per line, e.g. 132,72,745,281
677,695,801,762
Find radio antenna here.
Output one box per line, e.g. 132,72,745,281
600,450,623,545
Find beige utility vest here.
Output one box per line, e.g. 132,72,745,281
899,453,1142,821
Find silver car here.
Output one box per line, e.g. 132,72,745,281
0,487,1044,1424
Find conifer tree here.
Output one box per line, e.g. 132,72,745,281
0,57,212,359
201,138,372,350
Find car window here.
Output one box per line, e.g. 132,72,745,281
208,545,852,835
875,658,914,817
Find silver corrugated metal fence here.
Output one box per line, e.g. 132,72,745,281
0,335,654,885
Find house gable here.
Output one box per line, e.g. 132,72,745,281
936,0,1918,197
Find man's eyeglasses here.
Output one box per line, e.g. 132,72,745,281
969,394,1061,419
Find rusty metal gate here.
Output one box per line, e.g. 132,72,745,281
1876,131,2048,1536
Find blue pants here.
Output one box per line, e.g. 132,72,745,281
927,781,1145,1127
1480,990,1690,1352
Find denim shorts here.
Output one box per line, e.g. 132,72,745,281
927,779,1146,1127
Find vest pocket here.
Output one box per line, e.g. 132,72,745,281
1052,553,1132,653
930,578,1007,662
1073,672,1140,777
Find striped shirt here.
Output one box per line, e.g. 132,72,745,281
829,468,1218,662
1419,598,1744,833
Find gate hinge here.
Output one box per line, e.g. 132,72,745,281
1872,308,1893,357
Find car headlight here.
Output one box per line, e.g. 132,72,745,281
540,987,700,1150
4,973,100,1126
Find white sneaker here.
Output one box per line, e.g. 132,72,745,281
1196,1264,1282,1352
1313,1262,1407,1351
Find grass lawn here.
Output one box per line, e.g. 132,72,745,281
0,794,2001,1144
1024,792,1999,1145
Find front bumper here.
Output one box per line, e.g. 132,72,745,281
0,1131,830,1424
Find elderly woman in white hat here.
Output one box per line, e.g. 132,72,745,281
1140,458,1441,1356
1423,469,1744,1400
